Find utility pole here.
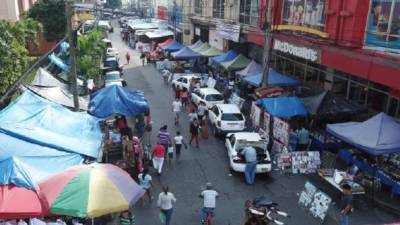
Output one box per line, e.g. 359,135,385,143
66,0,80,111
261,0,273,88
173,0,177,40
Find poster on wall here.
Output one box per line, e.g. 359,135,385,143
273,117,290,146
365,0,400,52
216,21,241,42
282,0,326,30
291,151,321,174
251,102,261,127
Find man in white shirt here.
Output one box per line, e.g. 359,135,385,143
172,97,182,125
157,186,176,225
199,182,219,224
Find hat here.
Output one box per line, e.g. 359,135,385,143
206,182,213,189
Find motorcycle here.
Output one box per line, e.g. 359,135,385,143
244,196,290,225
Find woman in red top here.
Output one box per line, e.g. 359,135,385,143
180,88,189,109
152,142,165,175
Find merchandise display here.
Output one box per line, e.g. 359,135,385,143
298,181,332,223
263,112,271,131
251,101,262,127
291,151,321,174
273,117,290,146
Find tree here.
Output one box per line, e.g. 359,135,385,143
0,19,41,97
28,0,66,42
105,0,122,9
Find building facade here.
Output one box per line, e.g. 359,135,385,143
0,0,37,21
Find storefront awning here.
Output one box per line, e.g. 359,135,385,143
242,69,302,87
220,54,251,71
145,29,174,39
327,113,400,155
210,50,238,65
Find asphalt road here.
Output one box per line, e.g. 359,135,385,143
107,23,399,225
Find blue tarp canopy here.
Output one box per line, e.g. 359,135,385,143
161,40,184,52
327,113,400,156
256,97,308,119
171,46,202,60
48,53,69,72
0,91,103,159
0,132,84,189
188,40,203,49
210,50,238,65
242,69,302,87
236,60,262,76
89,85,149,118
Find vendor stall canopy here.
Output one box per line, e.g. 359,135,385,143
89,85,149,118
188,40,203,49
210,50,238,65
23,85,89,111
0,90,103,159
161,39,184,52
256,96,308,119
327,113,400,155
158,38,173,47
192,43,211,53
198,46,223,57
171,46,202,60
241,68,302,87
145,29,174,39
302,91,366,118
31,67,68,90
220,54,251,71
236,60,262,76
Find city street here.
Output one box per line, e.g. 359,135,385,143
108,26,399,225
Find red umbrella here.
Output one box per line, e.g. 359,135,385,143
0,185,52,219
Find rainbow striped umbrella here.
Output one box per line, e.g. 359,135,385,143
38,163,145,218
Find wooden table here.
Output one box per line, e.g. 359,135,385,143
318,172,366,195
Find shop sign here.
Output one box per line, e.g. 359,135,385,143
273,39,320,62
216,21,241,42
195,27,200,36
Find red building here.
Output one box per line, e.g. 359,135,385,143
254,0,400,119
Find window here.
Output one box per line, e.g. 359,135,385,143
195,0,202,15
206,94,224,101
282,0,326,31
212,106,220,116
365,0,400,53
221,113,244,121
213,0,225,19
239,0,259,26
229,135,236,147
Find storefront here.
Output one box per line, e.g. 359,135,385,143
267,0,400,119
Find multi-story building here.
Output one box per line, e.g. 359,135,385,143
0,0,37,21
155,0,168,20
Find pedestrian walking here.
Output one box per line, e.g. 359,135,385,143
140,52,146,66
158,125,171,154
172,97,182,125
189,119,200,148
167,143,174,165
173,131,187,161
188,109,198,122
174,86,181,99
339,184,353,225
180,88,189,109
157,186,176,225
138,168,153,206
197,102,208,125
240,144,257,185
297,125,310,151
125,52,131,64
152,142,165,175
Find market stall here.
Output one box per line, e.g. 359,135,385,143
209,50,238,66
198,46,223,57
171,46,202,60
220,54,251,71
188,40,204,49
31,67,68,90
325,113,400,196
236,60,262,77
161,39,184,52
192,43,211,53
241,68,302,87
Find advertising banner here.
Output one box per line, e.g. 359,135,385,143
216,21,241,42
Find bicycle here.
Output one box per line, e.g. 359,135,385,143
202,208,214,225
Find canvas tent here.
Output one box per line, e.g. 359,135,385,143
24,85,89,111
0,91,103,159
161,40,184,52
242,69,302,87
327,113,400,156
31,68,68,90
210,50,238,65
158,38,173,47
171,46,202,60
236,60,262,76
198,46,223,57
192,43,211,53
257,97,308,119
220,54,251,71
302,91,365,117
89,85,149,118
188,40,203,49
145,30,174,39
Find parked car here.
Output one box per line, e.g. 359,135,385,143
102,57,122,74
105,71,123,86
171,75,200,91
208,104,246,136
106,47,119,59
225,132,272,173
191,88,224,109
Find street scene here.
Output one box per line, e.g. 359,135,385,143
0,0,400,225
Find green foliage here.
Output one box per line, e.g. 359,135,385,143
105,0,122,9
0,19,41,96
28,0,66,42
76,31,106,81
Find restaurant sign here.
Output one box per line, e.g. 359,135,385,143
273,39,320,62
